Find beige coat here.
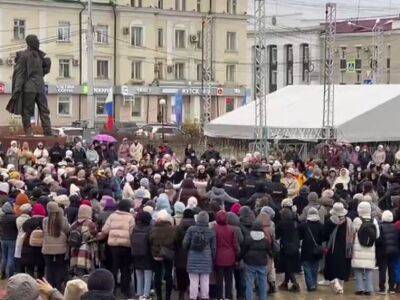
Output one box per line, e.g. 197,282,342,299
102,210,135,247
129,143,143,162
42,217,70,255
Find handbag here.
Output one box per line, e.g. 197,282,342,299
29,227,44,247
160,246,175,261
307,225,324,259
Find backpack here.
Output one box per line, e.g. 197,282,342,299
131,228,149,257
68,221,84,248
190,229,207,252
357,218,377,247
29,228,44,247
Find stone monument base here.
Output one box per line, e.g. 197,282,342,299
1,135,67,149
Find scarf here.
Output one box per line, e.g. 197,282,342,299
327,217,353,258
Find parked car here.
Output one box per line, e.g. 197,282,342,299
136,124,184,139
115,122,139,137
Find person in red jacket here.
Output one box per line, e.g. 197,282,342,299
214,210,239,300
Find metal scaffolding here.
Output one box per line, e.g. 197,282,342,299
253,0,268,156
322,2,337,140
202,15,213,125
372,23,385,84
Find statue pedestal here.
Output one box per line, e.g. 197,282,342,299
1,135,67,148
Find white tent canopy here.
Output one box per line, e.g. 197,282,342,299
204,85,400,142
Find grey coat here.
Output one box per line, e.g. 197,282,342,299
183,221,216,274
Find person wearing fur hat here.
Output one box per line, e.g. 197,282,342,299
323,202,353,294
132,211,154,300
376,210,399,294
6,141,19,169
149,209,176,300
21,203,46,279
0,202,18,278
351,201,380,295
63,278,88,300
183,211,216,300
100,199,135,298
14,202,32,272
70,204,98,276
173,201,185,226
173,209,196,300
153,193,173,222
299,192,327,224
298,207,323,292
33,142,49,166
42,201,70,290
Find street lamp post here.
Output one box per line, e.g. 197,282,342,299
159,98,166,142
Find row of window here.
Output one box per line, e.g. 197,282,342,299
58,58,237,82
131,0,238,14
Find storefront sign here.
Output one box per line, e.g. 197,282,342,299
56,84,75,94
133,87,151,94
182,88,201,95
94,87,112,94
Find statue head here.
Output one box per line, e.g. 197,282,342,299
25,35,40,51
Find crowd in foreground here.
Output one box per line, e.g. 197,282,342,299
0,139,399,300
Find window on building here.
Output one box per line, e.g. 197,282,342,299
226,64,236,82
96,96,107,116
268,45,278,92
340,46,346,59
227,0,237,14
356,46,362,59
59,59,70,78
226,32,237,51
356,71,362,84
285,44,293,85
174,62,185,80
175,30,186,49
271,70,277,85
197,0,201,12
155,61,164,80
58,21,71,42
271,46,277,65
131,0,142,7
131,96,142,117
97,60,109,79
196,63,202,81
58,96,72,116
387,44,391,84
131,61,142,80
96,25,108,44
157,0,163,9
300,43,310,83
175,0,186,11
131,26,143,47
225,98,234,113
157,28,163,47
13,19,25,40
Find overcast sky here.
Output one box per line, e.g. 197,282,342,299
249,0,400,27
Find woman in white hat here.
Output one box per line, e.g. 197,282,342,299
323,202,353,294
281,168,299,199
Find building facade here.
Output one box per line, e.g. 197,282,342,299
0,0,251,127
329,18,400,85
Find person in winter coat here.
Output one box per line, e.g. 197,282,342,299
81,268,116,300
276,205,301,292
242,219,270,300
214,210,239,300
183,211,216,300
153,193,173,221
298,207,323,291
100,199,135,298
293,186,309,216
49,142,65,165
352,201,380,295
323,202,353,294
376,210,399,294
21,203,46,278
66,194,81,224
118,138,131,162
86,144,99,165
0,202,18,278
6,140,19,167
70,204,98,276
304,167,329,197
281,168,299,199
132,211,154,300
373,145,386,167
174,178,201,207
130,140,143,163
333,168,351,191
206,180,239,210
149,210,176,300
299,192,327,224
72,142,87,165
14,203,31,272
239,206,255,241
174,209,196,300
14,192,30,217
227,212,245,299
173,201,185,226
359,146,372,170
42,201,70,290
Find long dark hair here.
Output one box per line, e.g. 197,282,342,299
47,210,63,237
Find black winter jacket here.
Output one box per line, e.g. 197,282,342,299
376,222,399,258
132,224,154,270
81,291,115,300
242,231,270,266
298,220,323,261
0,212,18,240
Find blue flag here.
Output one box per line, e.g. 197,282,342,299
174,91,183,127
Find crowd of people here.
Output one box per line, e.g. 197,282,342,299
0,138,400,300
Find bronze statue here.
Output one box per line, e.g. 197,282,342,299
7,34,52,136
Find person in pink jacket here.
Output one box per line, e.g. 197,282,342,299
100,199,135,298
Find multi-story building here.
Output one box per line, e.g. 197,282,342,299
330,18,400,85
0,0,251,127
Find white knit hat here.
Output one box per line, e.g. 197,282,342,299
281,198,293,207
357,201,371,219
382,210,393,223
70,184,80,196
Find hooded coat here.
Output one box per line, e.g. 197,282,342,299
241,220,270,266
0,202,18,240
214,210,239,267
174,217,196,269
206,186,239,208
